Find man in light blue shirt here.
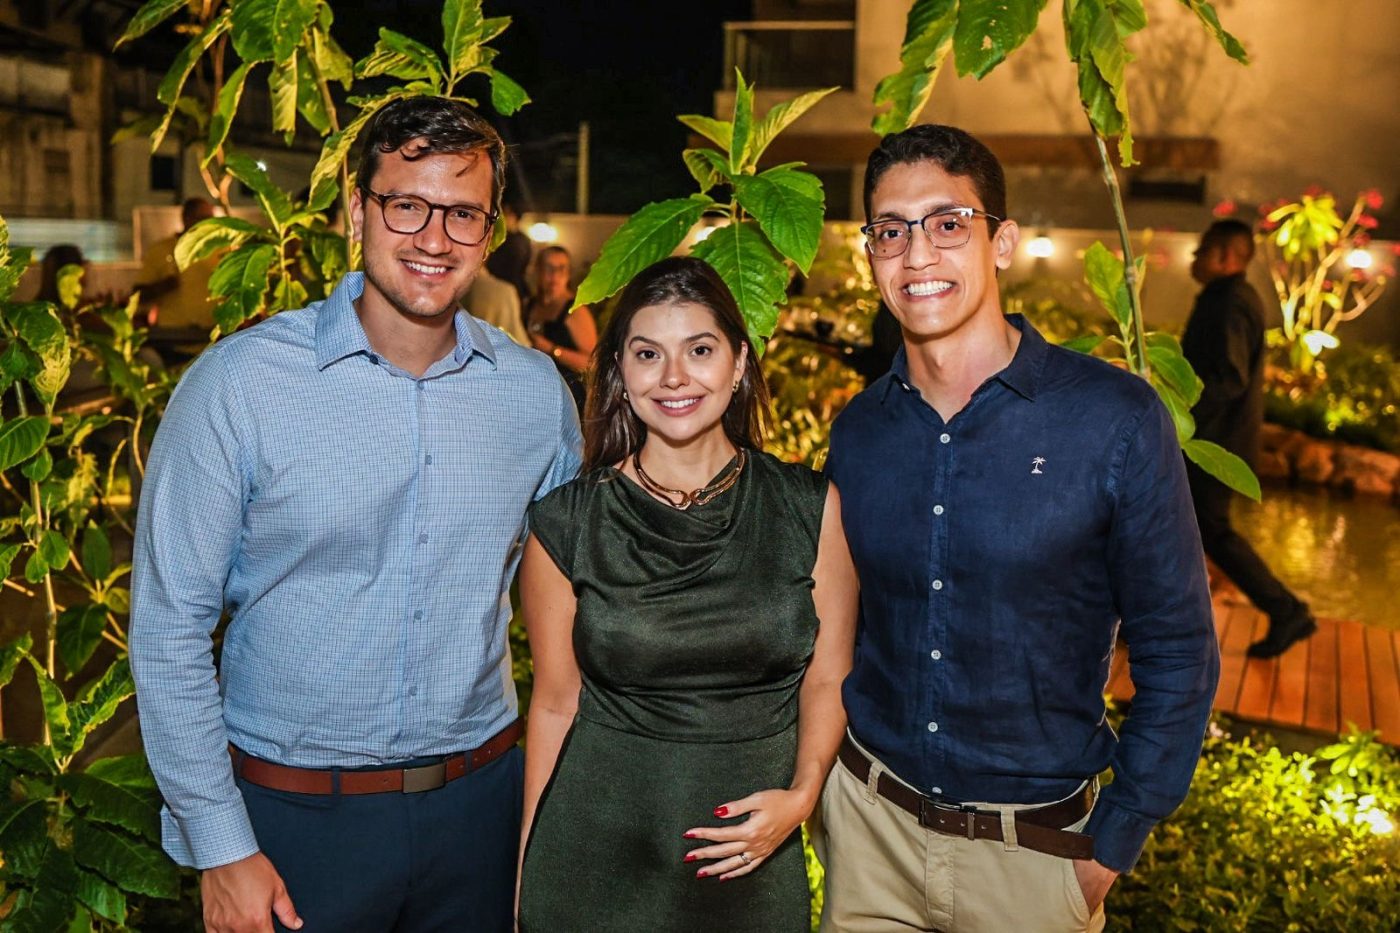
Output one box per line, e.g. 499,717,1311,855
130,97,581,933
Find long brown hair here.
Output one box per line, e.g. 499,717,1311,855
582,256,770,472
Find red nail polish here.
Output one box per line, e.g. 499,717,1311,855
684,854,697,863
714,806,728,817
696,869,706,878
682,831,696,839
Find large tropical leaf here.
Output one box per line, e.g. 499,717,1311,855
76,868,128,924
1063,0,1146,164
1175,0,1247,62
0,417,50,473
729,71,755,174
442,0,486,77
272,0,319,63
309,106,376,205
357,28,445,89
953,0,1050,78
731,168,824,273
872,0,958,135
224,153,293,227
269,53,299,140
25,656,72,756
115,0,186,47
488,70,530,116
311,29,355,88
0,632,32,689
155,11,230,116
1082,241,1132,336
681,149,731,195
690,221,789,349
84,755,158,791
209,243,279,332
174,217,264,270
58,604,109,676
573,196,712,310
677,114,733,153
6,302,72,406
0,798,49,877
1146,343,1203,409
71,820,180,899
6,840,79,932
1184,438,1260,501
60,771,160,842
744,87,837,167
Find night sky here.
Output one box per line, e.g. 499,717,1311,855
339,0,753,214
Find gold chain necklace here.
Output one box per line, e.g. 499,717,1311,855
633,449,746,511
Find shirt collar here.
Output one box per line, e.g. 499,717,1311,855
878,313,1049,404
315,271,498,371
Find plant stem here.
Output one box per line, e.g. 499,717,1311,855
1092,131,1148,376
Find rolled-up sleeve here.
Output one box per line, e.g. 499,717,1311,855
129,347,259,870
1088,397,1220,872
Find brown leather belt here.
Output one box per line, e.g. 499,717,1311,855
231,720,522,796
838,736,1096,860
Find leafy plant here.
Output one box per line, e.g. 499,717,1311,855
574,73,836,349
1257,189,1391,372
870,0,1258,499
1265,340,1400,454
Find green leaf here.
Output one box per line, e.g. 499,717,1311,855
1060,333,1108,356
102,587,131,615
60,771,160,842
488,69,530,116
58,604,109,676
20,447,51,483
682,148,730,194
56,264,84,311
357,28,445,89
25,548,48,584
0,798,49,877
82,524,112,582
76,868,128,924
72,820,180,899
156,11,230,109
205,61,252,164
84,755,158,792
0,417,51,473
872,0,958,135
68,659,135,753
309,106,375,206
732,168,825,273
39,529,70,573
311,30,355,88
0,742,56,776
0,341,37,396
1064,0,1145,165
573,197,711,311
690,221,789,349
1151,375,1196,445
0,632,32,689
1082,241,1132,335
953,0,1049,78
1184,438,1261,501
1176,0,1247,63
271,0,318,62
175,217,263,271
1147,343,1203,409
6,302,72,406
229,0,276,63
269,53,299,141
677,114,733,154
295,52,331,135
224,152,293,226
115,0,187,47
744,87,837,167
6,839,80,932
729,70,754,174
24,655,72,755
442,0,486,76
209,243,278,333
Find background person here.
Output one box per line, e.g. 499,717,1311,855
131,97,581,933
485,200,531,299
136,196,219,334
1182,219,1316,658
524,244,597,412
517,256,858,932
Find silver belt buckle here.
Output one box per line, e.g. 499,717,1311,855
919,797,980,840
401,761,447,793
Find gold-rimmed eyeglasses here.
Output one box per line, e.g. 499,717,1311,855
861,207,1002,259
360,187,497,247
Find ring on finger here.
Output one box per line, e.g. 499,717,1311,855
739,852,752,865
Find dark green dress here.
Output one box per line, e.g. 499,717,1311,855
519,450,827,933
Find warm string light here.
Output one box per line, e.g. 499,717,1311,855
526,222,558,243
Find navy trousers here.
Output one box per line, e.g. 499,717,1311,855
237,746,523,933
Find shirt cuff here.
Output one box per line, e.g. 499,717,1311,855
1084,798,1157,873
160,800,260,870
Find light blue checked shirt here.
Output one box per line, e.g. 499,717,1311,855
130,272,581,870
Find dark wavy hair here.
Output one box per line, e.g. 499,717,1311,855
582,256,770,472
354,97,508,214
863,124,1006,235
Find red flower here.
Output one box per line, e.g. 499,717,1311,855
1382,264,1397,278
1357,214,1379,229
1390,242,1400,257
1212,199,1237,218
1354,233,1372,247
1363,188,1384,210
1320,279,1334,291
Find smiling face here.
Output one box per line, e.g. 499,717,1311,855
620,300,747,450
350,146,494,324
867,160,1017,344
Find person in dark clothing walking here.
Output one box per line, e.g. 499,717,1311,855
1181,219,1316,658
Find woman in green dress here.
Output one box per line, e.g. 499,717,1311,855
517,256,857,932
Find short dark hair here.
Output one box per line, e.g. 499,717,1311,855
582,256,770,472
863,125,1007,234
1200,219,1256,263
354,97,507,213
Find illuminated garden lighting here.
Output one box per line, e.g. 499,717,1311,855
527,222,559,243
1345,248,1374,270
1301,329,1340,356
1026,235,1054,258
693,225,717,242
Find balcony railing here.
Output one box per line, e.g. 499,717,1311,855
722,21,855,91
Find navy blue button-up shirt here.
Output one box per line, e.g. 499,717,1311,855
826,315,1218,872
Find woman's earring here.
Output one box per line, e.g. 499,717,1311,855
622,390,629,400
732,379,740,393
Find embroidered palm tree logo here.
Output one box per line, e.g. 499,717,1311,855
1031,457,1046,474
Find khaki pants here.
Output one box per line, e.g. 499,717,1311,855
814,743,1106,933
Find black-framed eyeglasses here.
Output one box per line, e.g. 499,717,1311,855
860,207,1002,259
360,187,497,247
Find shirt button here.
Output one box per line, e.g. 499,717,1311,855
368,354,380,365
931,579,943,591
930,649,942,660
927,721,939,733
939,433,951,444
417,383,426,391
424,454,433,465
408,685,418,696
933,505,944,516
413,610,423,621
418,533,428,544
932,786,943,795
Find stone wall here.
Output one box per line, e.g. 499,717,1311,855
1257,423,1400,505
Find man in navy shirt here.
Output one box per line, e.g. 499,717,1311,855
818,125,1219,932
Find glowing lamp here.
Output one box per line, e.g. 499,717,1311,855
1026,235,1054,258
1301,329,1340,356
1345,248,1373,270
527,222,559,243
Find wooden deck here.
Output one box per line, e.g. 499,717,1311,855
1108,592,1400,745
